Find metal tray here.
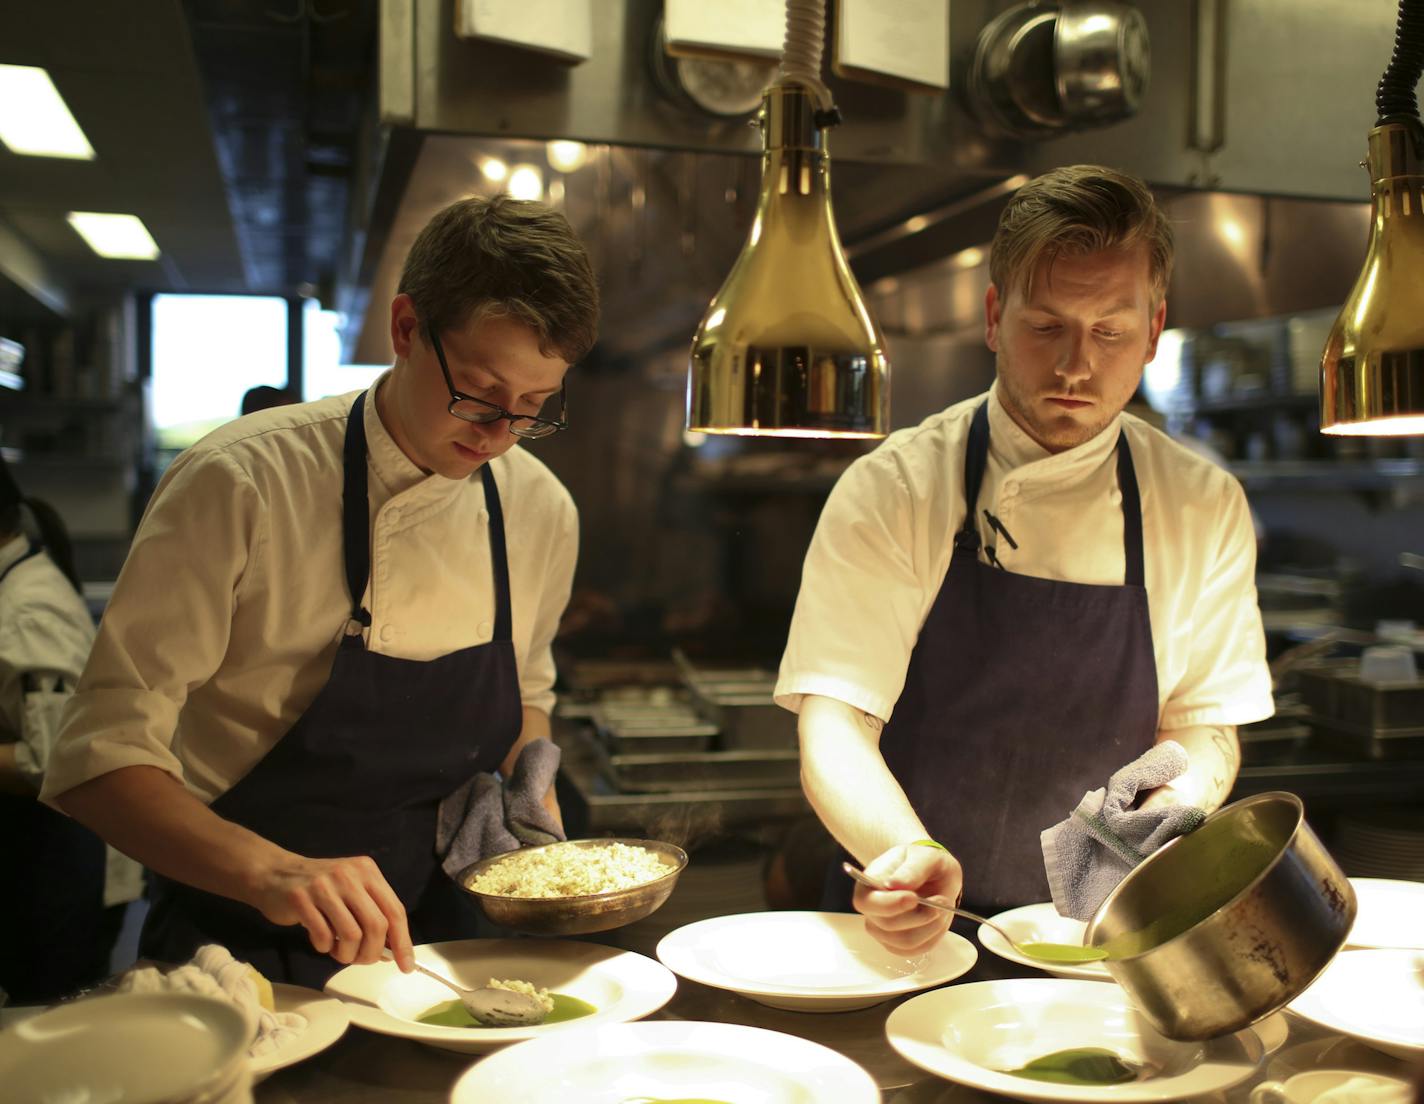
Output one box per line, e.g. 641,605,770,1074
604,749,801,793
602,722,719,755
1298,662,1424,732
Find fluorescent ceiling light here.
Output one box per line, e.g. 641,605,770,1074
66,212,161,260
0,65,95,159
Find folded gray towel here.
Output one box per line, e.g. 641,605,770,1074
1040,741,1206,921
436,739,566,880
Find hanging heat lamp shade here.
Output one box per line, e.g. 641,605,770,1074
1319,0,1424,437
686,0,889,439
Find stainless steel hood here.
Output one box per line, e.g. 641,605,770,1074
342,0,1399,364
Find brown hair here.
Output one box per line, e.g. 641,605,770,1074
397,194,600,363
990,165,1174,306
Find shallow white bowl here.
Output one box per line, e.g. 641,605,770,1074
449,1020,883,1103
0,991,253,1104
975,902,1113,981
324,938,676,1053
656,910,977,1012
885,978,1264,1103
1347,879,1424,950
1288,948,1424,1061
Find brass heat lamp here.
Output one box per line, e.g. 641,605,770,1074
1320,0,1424,436
686,3,889,439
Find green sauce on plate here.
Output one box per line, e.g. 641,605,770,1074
1007,1047,1138,1085
415,992,596,1027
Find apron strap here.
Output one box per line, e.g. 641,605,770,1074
0,540,44,588
342,393,373,628
1116,431,1146,588
953,402,991,553
955,400,1146,586
479,464,513,643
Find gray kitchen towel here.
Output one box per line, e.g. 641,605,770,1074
1040,740,1207,921
437,738,565,880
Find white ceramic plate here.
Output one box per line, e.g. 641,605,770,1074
450,1020,883,1103
1252,1011,1290,1056
885,978,1264,1103
975,902,1113,982
655,910,977,1012
1347,878,1424,949
1288,948,1424,1061
323,938,676,1054
249,982,350,1080
0,991,253,1102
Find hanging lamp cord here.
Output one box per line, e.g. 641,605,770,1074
1376,0,1424,124
778,0,835,111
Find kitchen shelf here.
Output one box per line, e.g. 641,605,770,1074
1191,393,1318,414
1228,459,1424,490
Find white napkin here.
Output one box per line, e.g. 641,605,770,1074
118,944,306,1058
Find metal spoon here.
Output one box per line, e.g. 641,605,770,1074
841,862,1109,964
382,951,547,1026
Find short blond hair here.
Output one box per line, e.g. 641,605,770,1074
990,165,1173,306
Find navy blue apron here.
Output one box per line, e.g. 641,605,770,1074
141,392,524,986
0,541,109,1002
824,401,1160,914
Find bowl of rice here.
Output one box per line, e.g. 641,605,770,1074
457,838,689,935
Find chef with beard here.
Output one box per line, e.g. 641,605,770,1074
775,165,1273,953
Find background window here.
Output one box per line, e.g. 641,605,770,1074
150,294,287,451
303,301,385,401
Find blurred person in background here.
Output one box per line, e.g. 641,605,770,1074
0,454,107,1003
240,384,297,416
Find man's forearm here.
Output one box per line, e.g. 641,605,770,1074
1158,724,1241,812
54,765,293,903
799,695,930,866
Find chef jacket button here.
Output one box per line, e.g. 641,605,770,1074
478,620,492,639
380,625,394,642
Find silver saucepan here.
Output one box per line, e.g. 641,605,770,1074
1084,791,1356,1041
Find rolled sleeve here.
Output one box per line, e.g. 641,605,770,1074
775,451,931,722
1158,480,1274,730
518,489,577,717
41,449,263,805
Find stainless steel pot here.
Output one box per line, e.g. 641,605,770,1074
1084,791,1356,1041
1055,2,1150,123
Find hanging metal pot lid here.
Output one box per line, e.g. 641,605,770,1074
967,1,1150,138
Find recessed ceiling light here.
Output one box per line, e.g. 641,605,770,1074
546,140,587,173
480,157,509,182
0,65,95,159
66,212,160,260
507,165,543,201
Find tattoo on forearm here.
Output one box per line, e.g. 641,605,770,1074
1203,726,1240,809
863,713,884,732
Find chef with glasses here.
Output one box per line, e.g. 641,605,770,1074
42,195,600,986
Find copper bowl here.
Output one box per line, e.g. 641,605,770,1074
456,838,689,936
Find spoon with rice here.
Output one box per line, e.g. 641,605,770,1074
381,951,547,1026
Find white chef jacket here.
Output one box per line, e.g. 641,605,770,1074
0,533,95,788
776,384,1274,731
42,375,578,806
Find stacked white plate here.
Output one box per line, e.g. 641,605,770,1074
0,991,255,1103
1334,812,1424,880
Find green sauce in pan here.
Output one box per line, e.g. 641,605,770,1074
1007,1047,1139,1085
415,992,597,1027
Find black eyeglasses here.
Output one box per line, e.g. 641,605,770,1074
428,329,568,440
